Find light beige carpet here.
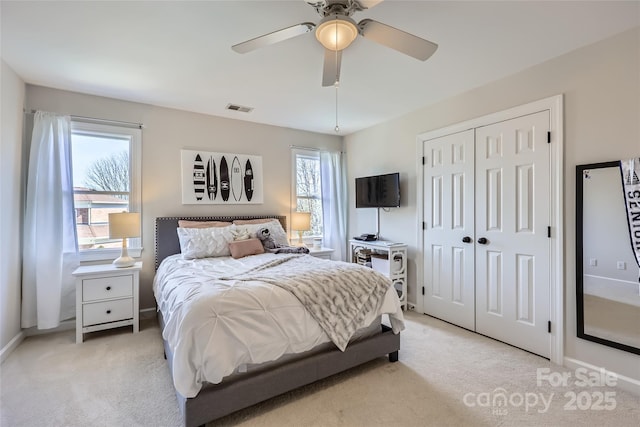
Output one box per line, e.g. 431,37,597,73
1,312,639,427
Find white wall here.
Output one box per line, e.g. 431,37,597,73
345,27,640,380
24,86,342,310
0,60,25,351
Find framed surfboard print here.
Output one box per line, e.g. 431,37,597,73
181,149,263,204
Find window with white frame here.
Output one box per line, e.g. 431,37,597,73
292,149,323,239
71,121,141,261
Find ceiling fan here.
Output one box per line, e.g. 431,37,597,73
231,0,438,87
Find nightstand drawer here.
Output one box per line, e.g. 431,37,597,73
82,275,132,302
83,299,133,326
308,247,334,259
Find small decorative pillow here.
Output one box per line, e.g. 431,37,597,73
176,225,236,259
231,227,252,241
233,219,289,247
229,238,265,259
178,220,233,228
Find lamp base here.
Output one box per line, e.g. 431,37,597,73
293,231,307,247
113,255,135,268
113,240,135,268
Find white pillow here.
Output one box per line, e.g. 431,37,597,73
177,225,236,259
235,220,289,247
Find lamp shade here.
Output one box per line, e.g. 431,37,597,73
291,212,311,231
315,15,358,51
109,212,140,239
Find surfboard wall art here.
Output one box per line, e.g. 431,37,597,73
181,150,263,204
193,154,206,201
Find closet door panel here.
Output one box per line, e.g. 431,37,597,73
475,111,551,358
423,130,475,330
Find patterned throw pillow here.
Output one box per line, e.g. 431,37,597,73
177,225,236,259
233,219,289,247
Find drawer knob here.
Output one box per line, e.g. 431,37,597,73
106,310,112,314
106,286,111,291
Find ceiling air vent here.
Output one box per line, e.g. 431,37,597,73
226,103,253,113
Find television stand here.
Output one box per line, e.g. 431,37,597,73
349,239,407,310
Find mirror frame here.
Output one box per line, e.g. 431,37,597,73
576,160,640,355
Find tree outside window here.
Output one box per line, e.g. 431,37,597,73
293,151,323,237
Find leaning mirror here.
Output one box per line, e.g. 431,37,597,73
576,159,640,355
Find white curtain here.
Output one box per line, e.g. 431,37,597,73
320,151,348,261
22,111,79,329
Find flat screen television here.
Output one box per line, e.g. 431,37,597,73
355,172,400,208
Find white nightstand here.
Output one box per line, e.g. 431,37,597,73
308,247,335,260
73,262,141,343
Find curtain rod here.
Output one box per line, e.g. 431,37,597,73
290,145,321,152
23,109,144,129
289,145,345,154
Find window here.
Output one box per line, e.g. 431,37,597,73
292,149,323,239
71,121,141,261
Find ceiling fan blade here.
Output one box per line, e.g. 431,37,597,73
322,49,342,87
358,19,438,61
357,0,384,9
232,22,315,54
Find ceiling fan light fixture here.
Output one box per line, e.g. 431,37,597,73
315,15,358,51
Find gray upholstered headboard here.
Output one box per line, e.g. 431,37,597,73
154,215,287,270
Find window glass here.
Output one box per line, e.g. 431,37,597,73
71,122,141,259
293,151,323,237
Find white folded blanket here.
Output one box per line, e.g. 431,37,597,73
222,254,398,351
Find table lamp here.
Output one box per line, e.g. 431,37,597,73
109,212,140,267
291,212,311,246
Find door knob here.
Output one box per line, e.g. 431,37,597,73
477,237,488,244
462,236,472,243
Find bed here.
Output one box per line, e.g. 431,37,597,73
154,215,403,427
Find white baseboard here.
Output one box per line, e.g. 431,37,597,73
0,331,25,363
23,319,75,337
564,356,640,396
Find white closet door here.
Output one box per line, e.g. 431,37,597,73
474,111,551,357
423,129,476,330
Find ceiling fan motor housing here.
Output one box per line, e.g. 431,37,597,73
307,0,366,18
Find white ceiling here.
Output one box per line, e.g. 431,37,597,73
2,1,639,135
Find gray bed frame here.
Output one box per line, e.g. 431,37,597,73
155,215,401,427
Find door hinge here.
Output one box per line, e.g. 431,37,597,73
422,221,426,230
547,131,551,143
422,156,426,165
547,226,551,238
422,286,425,295
548,321,551,333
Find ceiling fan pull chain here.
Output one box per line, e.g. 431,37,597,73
334,25,340,85
334,23,340,135
334,83,340,133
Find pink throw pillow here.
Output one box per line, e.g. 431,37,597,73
178,220,233,228
229,238,265,259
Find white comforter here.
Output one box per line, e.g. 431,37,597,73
153,253,405,398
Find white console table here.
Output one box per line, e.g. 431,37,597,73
349,240,408,310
